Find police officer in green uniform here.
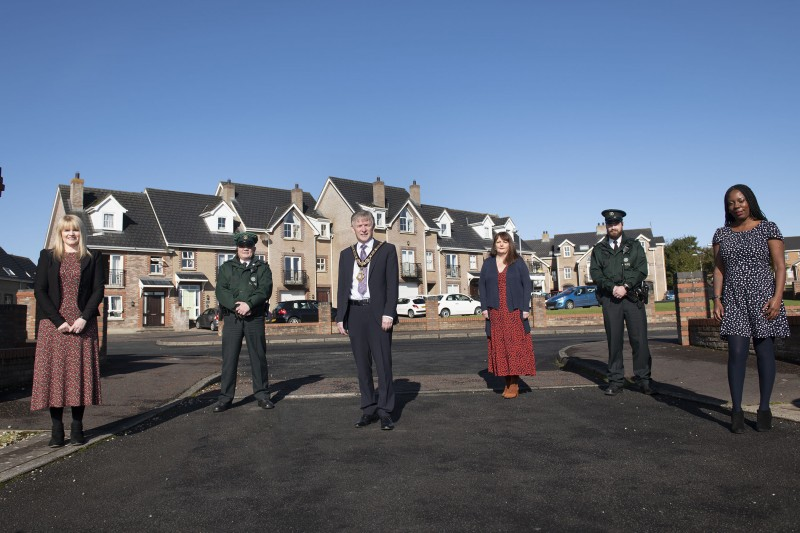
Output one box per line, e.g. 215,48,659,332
213,231,274,412
589,209,653,396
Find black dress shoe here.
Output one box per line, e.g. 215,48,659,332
213,402,232,413
380,416,394,431
604,385,624,396
638,381,654,395
355,414,379,428
257,398,275,409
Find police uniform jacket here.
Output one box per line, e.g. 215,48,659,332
589,233,648,299
216,258,273,317
34,249,105,327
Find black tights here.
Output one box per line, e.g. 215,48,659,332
727,336,776,412
49,406,85,425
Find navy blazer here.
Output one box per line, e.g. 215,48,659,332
335,240,399,328
479,256,532,337
34,249,105,327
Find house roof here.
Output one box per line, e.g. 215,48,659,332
420,204,510,252
784,235,800,251
145,188,240,249
327,177,415,222
226,182,320,230
524,228,665,258
58,185,166,251
0,247,36,285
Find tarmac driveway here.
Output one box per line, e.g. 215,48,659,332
2,388,798,531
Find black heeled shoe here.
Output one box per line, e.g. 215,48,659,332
756,409,772,432
730,410,745,434
70,421,86,445
49,421,65,447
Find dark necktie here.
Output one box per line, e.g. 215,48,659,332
612,240,617,251
358,244,368,296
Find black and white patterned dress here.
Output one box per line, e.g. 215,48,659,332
712,221,790,340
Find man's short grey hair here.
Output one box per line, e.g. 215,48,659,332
351,210,375,227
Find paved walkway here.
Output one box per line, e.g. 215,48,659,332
2,327,798,483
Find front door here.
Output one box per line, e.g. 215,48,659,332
317,288,331,303
180,285,201,319
143,292,165,326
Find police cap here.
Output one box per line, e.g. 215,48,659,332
234,231,258,247
601,209,626,224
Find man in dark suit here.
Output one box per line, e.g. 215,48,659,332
336,210,399,430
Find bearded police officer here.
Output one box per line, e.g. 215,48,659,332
589,209,654,396
213,231,274,412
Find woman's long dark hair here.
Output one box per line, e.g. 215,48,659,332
490,231,519,265
724,184,767,226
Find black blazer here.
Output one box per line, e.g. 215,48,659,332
34,249,105,327
479,256,532,336
335,240,399,328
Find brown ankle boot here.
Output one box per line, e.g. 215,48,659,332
505,376,519,399
502,376,513,398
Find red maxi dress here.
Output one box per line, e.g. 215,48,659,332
31,252,102,411
487,269,536,377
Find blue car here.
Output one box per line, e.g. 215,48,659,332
664,290,675,301
546,285,599,310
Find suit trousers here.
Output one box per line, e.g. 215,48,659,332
601,297,651,387
347,305,395,416
218,314,269,404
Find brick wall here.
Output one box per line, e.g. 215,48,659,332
689,316,800,364
674,271,710,346
0,303,36,388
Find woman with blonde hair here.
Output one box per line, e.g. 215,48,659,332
479,232,536,398
32,214,104,446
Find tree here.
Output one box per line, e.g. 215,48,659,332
664,236,714,289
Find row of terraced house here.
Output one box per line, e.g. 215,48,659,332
44,173,672,331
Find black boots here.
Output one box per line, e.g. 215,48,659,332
756,409,772,432
730,410,745,434
70,421,86,445
49,421,65,447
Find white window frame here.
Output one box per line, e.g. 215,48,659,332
563,246,572,258
316,257,327,272
217,217,226,231
426,251,434,271
181,251,195,270
375,211,386,229
283,212,301,240
469,255,477,270
108,254,124,286
399,209,414,233
103,213,114,229
150,256,163,275
105,295,123,319
218,253,235,268
255,254,266,263
564,267,572,280
585,259,592,282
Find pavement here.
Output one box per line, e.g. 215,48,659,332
1,325,799,485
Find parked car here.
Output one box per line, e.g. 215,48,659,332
433,293,482,318
545,285,599,310
270,300,319,323
195,307,219,331
397,297,426,318
664,290,675,302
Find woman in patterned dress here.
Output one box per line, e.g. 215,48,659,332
32,215,104,447
712,184,789,433
479,232,536,399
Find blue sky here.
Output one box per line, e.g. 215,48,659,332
1,0,798,261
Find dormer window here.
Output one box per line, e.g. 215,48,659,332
399,209,414,233
217,217,226,231
103,214,114,229
283,212,301,239
375,211,386,229
563,246,572,257
319,222,330,239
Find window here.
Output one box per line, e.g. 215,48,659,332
564,267,572,279
440,223,448,234
181,251,195,270
399,208,414,233
108,255,123,286
284,256,302,283
217,217,226,231
218,253,235,268
426,251,434,271
2,267,14,276
3,294,12,304
375,212,385,229
469,255,477,270
320,223,329,238
255,254,265,263
150,256,163,275
103,213,114,229
105,296,123,319
586,259,592,281
446,254,459,278
317,257,327,272
447,283,459,294
563,246,572,257
283,212,300,239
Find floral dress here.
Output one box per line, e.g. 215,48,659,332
487,269,536,376
712,221,790,340
31,252,102,410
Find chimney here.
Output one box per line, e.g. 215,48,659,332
70,172,84,210
372,177,385,208
541,230,550,242
220,179,235,204
596,222,606,236
409,180,420,205
291,183,303,209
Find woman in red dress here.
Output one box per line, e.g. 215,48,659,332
479,232,536,398
32,215,104,447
